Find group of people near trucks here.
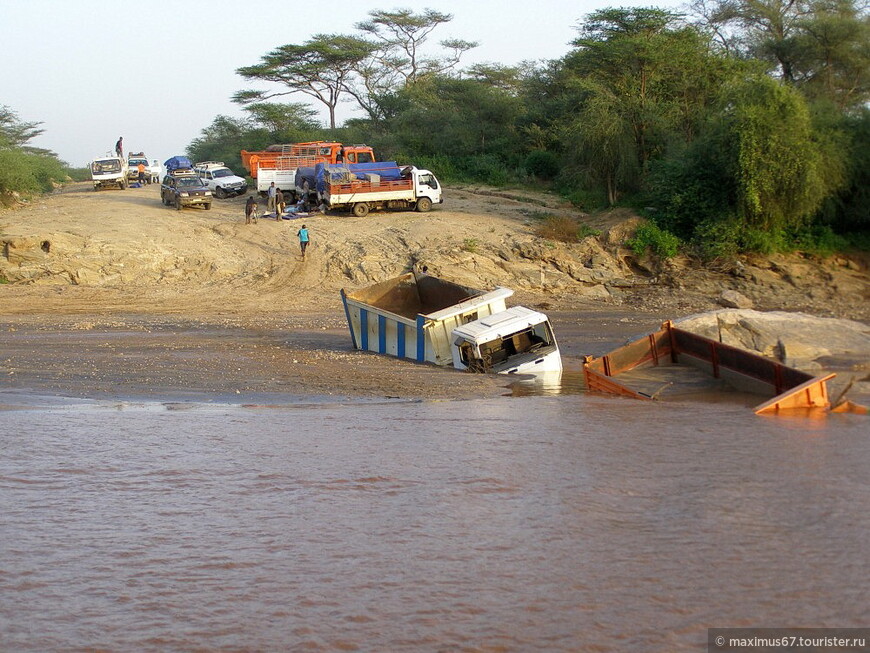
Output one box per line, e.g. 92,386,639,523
244,189,310,259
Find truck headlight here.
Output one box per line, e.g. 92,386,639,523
180,192,189,197
205,191,212,196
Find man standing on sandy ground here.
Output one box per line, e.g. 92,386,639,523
297,224,309,259
115,137,123,158
267,182,277,216
245,195,258,224
137,161,147,186
275,187,285,221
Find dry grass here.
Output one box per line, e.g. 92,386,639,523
533,215,599,243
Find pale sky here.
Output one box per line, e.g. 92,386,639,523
1,0,685,167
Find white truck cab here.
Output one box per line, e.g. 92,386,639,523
193,161,248,198
90,155,128,191
451,306,563,375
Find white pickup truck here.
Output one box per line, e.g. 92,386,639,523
90,155,128,191
194,161,248,198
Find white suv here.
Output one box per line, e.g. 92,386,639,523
193,161,248,198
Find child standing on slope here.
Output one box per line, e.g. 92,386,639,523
297,224,309,259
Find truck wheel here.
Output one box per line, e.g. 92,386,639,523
215,187,226,199
416,197,432,212
204,203,211,210
120,180,127,190
175,198,182,211
352,202,370,218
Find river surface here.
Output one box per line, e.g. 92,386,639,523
1,391,867,652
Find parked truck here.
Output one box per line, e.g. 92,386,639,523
90,154,128,191
240,141,376,195
340,272,562,375
319,163,442,216
127,152,151,185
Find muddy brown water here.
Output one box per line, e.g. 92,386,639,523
1,390,867,651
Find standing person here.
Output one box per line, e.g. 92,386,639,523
137,161,147,186
115,137,123,158
297,224,309,259
244,195,258,224
275,187,285,221
267,182,277,216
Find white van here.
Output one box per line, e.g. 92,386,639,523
193,161,248,198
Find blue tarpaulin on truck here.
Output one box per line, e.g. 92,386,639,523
314,161,402,194
164,156,193,171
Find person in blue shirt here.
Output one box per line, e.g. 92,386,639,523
297,224,309,259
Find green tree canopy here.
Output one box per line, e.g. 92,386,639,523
715,75,834,231
0,105,46,151
235,34,375,129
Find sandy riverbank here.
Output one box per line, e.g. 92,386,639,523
1,182,867,402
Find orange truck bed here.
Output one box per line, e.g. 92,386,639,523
240,142,375,178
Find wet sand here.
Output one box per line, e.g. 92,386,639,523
1,308,676,403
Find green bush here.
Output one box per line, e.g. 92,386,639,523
524,150,560,180
690,217,742,260
64,166,92,182
0,149,67,203
785,224,849,256
626,222,680,259
461,238,480,253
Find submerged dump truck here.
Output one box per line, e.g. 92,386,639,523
340,272,562,374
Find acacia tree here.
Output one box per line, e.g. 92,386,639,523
235,34,375,129
242,102,320,136
345,9,477,123
698,0,869,105
792,0,870,109
0,105,45,151
355,9,477,84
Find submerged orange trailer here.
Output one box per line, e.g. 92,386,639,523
583,320,867,417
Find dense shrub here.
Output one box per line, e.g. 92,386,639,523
0,149,67,203
626,222,681,259
524,150,560,180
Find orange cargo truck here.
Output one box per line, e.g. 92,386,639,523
240,142,376,194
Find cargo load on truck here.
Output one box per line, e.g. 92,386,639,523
341,272,561,375
164,155,193,172
240,142,377,195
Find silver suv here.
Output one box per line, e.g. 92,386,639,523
193,161,248,198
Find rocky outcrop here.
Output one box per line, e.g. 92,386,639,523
676,309,870,372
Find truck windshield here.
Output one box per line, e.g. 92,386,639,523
178,177,203,188
418,174,438,189
212,168,234,178
467,325,553,369
93,160,121,173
